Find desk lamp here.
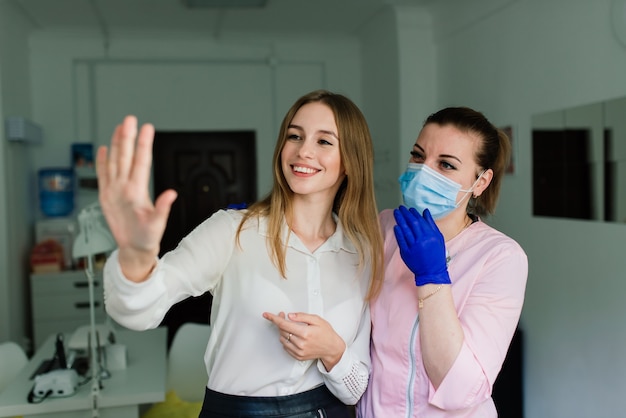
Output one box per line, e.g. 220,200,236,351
72,202,116,418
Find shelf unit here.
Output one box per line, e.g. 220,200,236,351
30,269,105,350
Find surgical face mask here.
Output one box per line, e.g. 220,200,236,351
398,163,484,219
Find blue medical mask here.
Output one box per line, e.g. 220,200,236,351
398,163,484,219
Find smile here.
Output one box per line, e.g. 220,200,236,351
292,165,319,174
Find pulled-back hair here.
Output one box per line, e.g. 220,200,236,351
236,90,384,299
424,107,511,216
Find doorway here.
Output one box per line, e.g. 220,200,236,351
153,130,257,345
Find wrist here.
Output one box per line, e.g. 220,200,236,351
321,338,346,372
417,283,445,309
414,269,451,287
118,248,158,282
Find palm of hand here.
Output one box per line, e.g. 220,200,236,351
393,206,450,285
96,115,177,259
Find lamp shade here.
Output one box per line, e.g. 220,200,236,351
72,203,116,258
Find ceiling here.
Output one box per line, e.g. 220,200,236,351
10,0,434,38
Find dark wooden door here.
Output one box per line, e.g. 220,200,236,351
532,129,592,220
153,131,256,345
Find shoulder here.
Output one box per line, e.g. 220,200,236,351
468,220,527,262
378,208,396,229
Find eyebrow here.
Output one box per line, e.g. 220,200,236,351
289,124,339,140
414,143,462,164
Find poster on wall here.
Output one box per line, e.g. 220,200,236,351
501,126,515,175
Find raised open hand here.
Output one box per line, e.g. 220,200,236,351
96,115,178,281
393,206,451,286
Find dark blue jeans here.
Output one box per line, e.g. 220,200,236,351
198,385,352,418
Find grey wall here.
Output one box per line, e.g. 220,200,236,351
0,0,37,349
428,0,626,416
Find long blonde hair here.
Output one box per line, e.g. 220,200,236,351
236,90,384,299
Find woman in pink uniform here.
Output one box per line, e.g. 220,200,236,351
358,106,528,417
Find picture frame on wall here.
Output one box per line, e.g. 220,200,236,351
501,126,515,175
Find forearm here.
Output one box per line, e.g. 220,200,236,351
320,304,371,404
418,285,464,388
320,336,346,372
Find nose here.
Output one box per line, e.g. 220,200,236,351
297,138,315,158
422,159,437,171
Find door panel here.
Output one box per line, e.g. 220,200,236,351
153,131,256,345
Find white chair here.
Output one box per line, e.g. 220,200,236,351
0,341,29,392
166,323,212,403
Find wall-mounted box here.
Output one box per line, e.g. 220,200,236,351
5,116,43,144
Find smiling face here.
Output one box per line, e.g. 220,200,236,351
280,102,345,203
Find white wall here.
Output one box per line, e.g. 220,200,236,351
0,0,36,348
29,32,362,200
428,0,626,416
358,5,436,211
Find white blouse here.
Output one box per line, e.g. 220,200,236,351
103,209,371,404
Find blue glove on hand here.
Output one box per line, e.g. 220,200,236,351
393,205,451,286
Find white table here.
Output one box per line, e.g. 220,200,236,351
0,327,166,418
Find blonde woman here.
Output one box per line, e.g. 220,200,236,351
97,90,383,418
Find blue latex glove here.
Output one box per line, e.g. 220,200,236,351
226,202,248,210
393,205,451,286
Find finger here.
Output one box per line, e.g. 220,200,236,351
393,206,408,230
281,334,299,356
154,189,178,222
117,116,140,180
95,145,109,192
393,225,409,252
408,206,421,220
402,205,424,238
287,312,317,326
107,117,135,179
394,206,415,244
107,123,123,181
263,312,291,331
422,208,439,233
129,122,155,190
262,311,280,323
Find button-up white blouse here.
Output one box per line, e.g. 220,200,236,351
103,209,371,404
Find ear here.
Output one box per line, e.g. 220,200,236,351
472,168,493,197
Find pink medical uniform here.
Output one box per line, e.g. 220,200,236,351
357,209,527,417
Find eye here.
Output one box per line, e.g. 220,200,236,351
440,160,457,170
287,133,302,141
410,150,424,162
318,138,333,146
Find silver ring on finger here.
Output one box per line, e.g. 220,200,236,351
287,333,292,342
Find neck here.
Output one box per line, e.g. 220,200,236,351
288,198,336,251
436,211,472,242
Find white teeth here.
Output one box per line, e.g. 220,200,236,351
293,166,317,174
